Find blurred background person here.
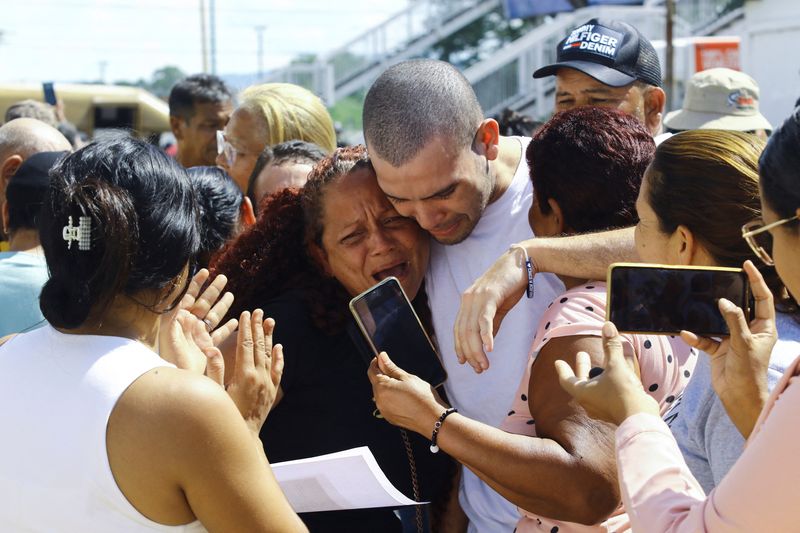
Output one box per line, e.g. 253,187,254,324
664,68,773,140
4,100,58,128
245,140,326,213
216,82,336,191
494,108,543,137
0,151,66,336
0,118,71,249
168,73,234,168
187,166,254,269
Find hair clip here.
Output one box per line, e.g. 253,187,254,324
62,215,92,251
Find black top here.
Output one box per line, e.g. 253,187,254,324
260,288,453,533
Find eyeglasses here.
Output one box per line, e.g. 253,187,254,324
741,215,799,265
216,130,237,167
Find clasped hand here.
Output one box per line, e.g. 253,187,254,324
160,269,284,433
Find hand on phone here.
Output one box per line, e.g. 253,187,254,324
679,261,776,438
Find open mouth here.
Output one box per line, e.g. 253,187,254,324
372,261,410,282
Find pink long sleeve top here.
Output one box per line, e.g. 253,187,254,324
616,353,800,532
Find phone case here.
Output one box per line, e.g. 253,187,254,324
349,276,447,388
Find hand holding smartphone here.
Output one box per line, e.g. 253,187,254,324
350,277,447,387
607,263,752,337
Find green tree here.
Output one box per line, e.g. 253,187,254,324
148,66,187,98
428,6,542,69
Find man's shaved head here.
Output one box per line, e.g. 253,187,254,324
0,118,72,237
0,118,72,160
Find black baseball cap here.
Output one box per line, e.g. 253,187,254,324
533,18,662,88
6,151,66,211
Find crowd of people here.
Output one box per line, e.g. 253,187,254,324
0,14,798,533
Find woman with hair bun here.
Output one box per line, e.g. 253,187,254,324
0,136,306,532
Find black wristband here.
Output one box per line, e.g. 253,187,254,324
430,408,457,453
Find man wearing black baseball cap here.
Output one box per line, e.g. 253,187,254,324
533,18,666,136
0,151,67,336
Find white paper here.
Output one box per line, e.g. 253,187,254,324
271,446,424,513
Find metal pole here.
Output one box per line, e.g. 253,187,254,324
200,0,208,73
666,0,675,111
255,25,266,81
209,0,217,74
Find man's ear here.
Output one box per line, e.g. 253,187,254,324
474,119,500,161
1,155,24,188
644,86,666,136
240,197,256,227
169,115,184,140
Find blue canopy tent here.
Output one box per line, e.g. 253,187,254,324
502,0,644,20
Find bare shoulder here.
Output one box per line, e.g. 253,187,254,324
107,367,254,525
111,366,241,446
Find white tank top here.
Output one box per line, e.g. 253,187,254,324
0,326,207,532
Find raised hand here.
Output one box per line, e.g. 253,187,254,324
454,247,528,373
680,260,776,438
179,269,239,346
555,322,659,426
224,310,285,435
162,309,221,375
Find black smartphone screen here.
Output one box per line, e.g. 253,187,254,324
350,277,447,387
42,82,57,106
608,265,750,336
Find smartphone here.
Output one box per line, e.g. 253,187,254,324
42,82,57,106
607,263,752,336
349,277,447,388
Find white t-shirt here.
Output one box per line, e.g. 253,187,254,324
0,326,207,532
425,136,564,533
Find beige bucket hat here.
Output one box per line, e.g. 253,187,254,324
664,68,773,132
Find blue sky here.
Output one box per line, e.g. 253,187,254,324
0,0,408,83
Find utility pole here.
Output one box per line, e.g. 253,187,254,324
200,0,208,73
209,0,217,74
255,25,266,81
665,0,675,111
99,60,108,83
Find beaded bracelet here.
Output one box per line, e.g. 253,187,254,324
509,244,536,299
430,407,458,453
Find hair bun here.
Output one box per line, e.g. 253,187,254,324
39,275,92,329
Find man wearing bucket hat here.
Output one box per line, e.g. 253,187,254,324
664,67,773,139
533,18,666,136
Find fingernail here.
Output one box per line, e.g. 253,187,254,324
602,322,618,337
718,298,734,311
